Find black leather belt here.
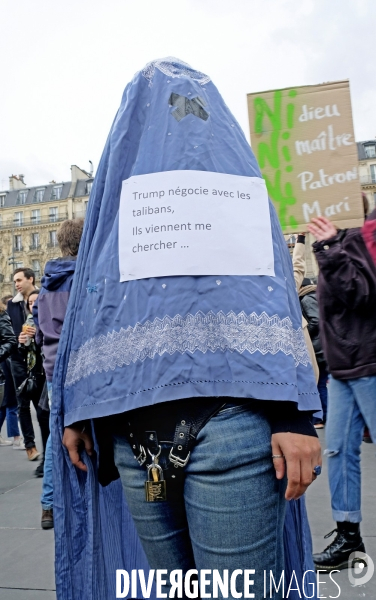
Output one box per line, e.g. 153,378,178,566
122,398,226,499
95,397,238,494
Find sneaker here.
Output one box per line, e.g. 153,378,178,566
313,524,366,571
41,508,54,530
26,446,40,461
35,462,44,477
0,435,13,446
13,438,25,450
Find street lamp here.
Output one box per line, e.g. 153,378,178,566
7,254,16,295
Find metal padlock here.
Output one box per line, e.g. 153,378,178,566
145,462,167,502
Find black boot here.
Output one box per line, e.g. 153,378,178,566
313,522,366,571
34,455,44,478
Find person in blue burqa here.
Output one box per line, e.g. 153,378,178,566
53,58,322,600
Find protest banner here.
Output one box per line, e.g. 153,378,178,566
119,170,274,281
247,80,364,233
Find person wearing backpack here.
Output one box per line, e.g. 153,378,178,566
32,218,84,529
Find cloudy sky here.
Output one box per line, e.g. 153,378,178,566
0,0,375,189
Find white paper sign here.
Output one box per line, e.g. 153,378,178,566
118,170,274,281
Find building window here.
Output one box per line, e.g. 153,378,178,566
31,209,41,224
31,232,40,249
0,194,5,207
17,190,28,205
49,207,58,222
49,230,57,247
371,164,376,184
14,211,23,226
34,188,45,203
51,185,63,200
15,261,24,269
365,145,376,159
14,234,22,251
86,181,93,195
32,260,41,278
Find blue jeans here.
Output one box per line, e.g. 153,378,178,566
0,405,20,438
114,402,286,600
326,375,376,523
41,382,53,510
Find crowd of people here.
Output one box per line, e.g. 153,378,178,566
0,218,84,529
1,58,376,600
0,204,375,594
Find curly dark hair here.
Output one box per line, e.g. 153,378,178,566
57,219,84,256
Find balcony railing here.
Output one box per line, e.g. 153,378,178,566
29,244,41,250
13,246,23,252
47,241,58,248
0,214,68,230
360,176,376,186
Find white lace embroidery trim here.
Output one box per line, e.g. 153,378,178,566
141,57,211,85
65,311,309,387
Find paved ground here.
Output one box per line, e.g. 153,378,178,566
306,431,376,600
0,413,375,599
0,411,55,600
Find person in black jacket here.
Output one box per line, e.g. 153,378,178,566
17,290,49,464
0,302,20,446
0,303,17,363
299,278,328,428
308,215,376,571
7,268,41,460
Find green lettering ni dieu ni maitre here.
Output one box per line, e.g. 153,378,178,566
264,171,298,230
253,89,298,230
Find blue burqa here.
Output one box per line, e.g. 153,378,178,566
52,58,320,599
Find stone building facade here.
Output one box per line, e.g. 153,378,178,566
1,144,375,296
0,165,92,297
358,139,376,212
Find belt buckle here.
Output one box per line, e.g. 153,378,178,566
168,448,191,468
